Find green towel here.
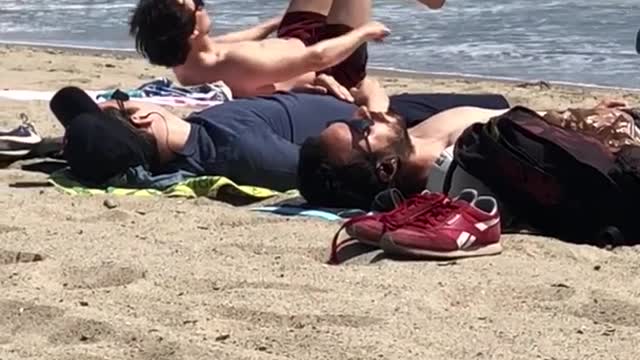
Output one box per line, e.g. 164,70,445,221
48,168,298,205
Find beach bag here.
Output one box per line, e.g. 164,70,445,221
451,106,640,245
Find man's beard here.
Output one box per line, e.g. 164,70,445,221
385,122,414,158
379,123,425,196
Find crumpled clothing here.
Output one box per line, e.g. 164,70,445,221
97,77,233,103
543,107,640,153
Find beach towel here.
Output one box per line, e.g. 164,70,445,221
49,168,288,204
48,168,366,220
251,201,367,221
0,80,230,108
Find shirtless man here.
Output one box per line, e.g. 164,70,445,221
129,0,446,97
297,81,628,209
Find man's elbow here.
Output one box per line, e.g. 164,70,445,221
304,47,334,71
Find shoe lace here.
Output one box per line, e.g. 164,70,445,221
379,192,447,229
328,213,375,265
18,113,38,135
408,201,464,230
327,193,447,265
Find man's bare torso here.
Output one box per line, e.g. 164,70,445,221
173,37,316,97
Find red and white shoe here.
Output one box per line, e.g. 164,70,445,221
328,190,478,264
380,193,502,259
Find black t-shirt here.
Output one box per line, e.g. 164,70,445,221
167,92,509,191
170,93,357,191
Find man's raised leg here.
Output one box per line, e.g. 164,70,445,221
326,0,371,28
283,0,333,16
277,0,333,44
320,0,373,89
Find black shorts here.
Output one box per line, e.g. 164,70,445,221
277,11,368,89
389,93,511,127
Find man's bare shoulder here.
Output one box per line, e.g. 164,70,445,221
172,46,227,85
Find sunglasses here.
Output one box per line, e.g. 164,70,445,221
328,118,374,155
111,89,131,121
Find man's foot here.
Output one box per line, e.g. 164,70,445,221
380,192,502,259
417,0,446,9
0,118,42,161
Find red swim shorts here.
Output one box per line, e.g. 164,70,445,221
277,11,368,89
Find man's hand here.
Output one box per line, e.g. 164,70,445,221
349,77,390,113
290,74,355,102
358,21,391,42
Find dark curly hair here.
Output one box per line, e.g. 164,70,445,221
102,106,160,169
297,112,415,210
129,0,197,67
297,137,389,210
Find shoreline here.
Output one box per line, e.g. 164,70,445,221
3,41,639,94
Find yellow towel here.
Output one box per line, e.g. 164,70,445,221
48,169,297,203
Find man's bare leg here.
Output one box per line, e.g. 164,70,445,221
314,0,373,90
270,0,334,92
283,0,333,16
326,0,371,28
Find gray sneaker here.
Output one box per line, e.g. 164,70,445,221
0,114,42,159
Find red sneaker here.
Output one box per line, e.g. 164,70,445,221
380,194,502,259
328,190,478,264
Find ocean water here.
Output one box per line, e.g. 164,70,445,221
1,0,639,88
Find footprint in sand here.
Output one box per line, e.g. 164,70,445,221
0,300,65,335
176,278,328,295
123,335,182,360
0,224,23,234
512,283,577,303
0,334,11,345
53,355,108,360
61,263,146,290
47,317,117,345
0,250,45,266
213,305,381,330
573,296,640,328
225,281,328,294
81,209,133,223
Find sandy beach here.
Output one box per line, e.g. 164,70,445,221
1,44,640,360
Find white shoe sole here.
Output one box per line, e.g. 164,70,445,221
0,133,42,144
380,234,503,259
0,149,31,157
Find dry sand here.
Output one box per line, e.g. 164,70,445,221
1,44,640,360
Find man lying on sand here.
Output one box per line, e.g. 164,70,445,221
49,78,507,191
297,79,633,209
129,0,444,97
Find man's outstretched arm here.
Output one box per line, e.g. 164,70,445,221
212,17,281,43
201,21,389,94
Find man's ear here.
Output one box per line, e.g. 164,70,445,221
130,113,153,128
376,156,399,183
189,29,200,40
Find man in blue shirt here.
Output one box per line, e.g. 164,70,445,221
50,84,507,190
